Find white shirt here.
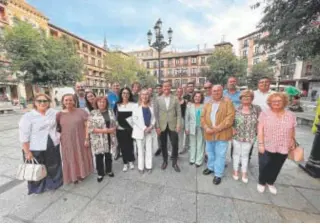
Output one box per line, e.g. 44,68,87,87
164,95,171,110
210,102,220,125
19,108,60,151
252,89,274,111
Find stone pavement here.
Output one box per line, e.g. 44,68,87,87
0,113,320,223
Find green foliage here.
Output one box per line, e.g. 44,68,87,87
248,61,274,89
202,46,247,86
255,0,320,62
310,55,320,78
104,52,150,86
0,20,84,86
137,70,157,87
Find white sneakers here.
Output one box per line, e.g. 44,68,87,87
232,175,239,180
242,177,248,184
267,185,277,194
257,184,277,194
257,184,266,193
123,163,135,172
123,164,128,172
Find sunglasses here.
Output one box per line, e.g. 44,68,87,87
36,100,49,103
204,87,211,89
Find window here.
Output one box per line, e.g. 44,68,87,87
201,57,206,65
242,50,247,57
82,44,88,53
254,45,259,55
146,62,150,69
174,69,180,76
153,70,157,76
174,79,180,87
191,57,197,64
191,68,197,75
183,57,188,65
97,60,101,67
91,57,95,66
97,51,102,57
182,79,188,85
161,60,164,68
84,55,89,63
160,70,164,76
243,39,248,48
168,59,173,67
168,69,173,75
153,61,157,68
175,58,180,65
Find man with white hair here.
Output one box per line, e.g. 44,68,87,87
201,85,235,185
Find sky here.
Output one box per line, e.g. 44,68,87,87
27,0,264,53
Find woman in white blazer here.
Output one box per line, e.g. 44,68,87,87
132,89,157,174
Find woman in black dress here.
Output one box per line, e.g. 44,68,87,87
114,87,136,172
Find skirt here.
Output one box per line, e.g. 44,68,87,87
23,136,63,195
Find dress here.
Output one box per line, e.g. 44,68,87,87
58,108,93,184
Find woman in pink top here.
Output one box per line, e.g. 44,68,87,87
257,92,296,195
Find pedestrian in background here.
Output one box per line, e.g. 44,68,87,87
176,87,187,154
84,91,96,113
201,85,235,185
132,89,157,174
203,81,213,104
185,91,205,167
132,81,141,103
257,92,296,195
19,93,63,194
114,87,136,172
154,83,163,156
57,94,93,184
232,90,261,183
87,97,117,182
183,82,195,103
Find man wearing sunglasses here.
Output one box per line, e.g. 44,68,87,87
204,81,213,103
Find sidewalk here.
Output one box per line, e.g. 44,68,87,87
0,115,319,222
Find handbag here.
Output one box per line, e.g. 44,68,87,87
16,158,47,181
288,140,304,162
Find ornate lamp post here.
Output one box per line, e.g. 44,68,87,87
147,19,173,84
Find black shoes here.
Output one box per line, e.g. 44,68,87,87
97,176,104,182
173,163,181,172
155,149,162,156
161,161,168,170
213,176,222,185
108,172,114,177
189,162,194,165
203,168,213,175
195,164,201,168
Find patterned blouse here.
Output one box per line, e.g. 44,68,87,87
233,105,261,143
259,109,297,154
88,109,118,155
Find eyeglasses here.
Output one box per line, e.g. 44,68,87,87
204,87,211,89
36,100,49,104
271,100,282,103
122,92,130,95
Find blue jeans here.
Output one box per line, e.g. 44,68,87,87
206,140,228,178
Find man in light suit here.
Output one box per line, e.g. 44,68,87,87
155,80,182,172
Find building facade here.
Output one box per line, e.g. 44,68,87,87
238,30,318,96
128,48,215,87
48,23,110,95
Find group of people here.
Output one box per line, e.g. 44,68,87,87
19,76,297,196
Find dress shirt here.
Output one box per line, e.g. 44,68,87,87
252,89,274,111
210,102,220,126
19,108,60,151
164,95,170,110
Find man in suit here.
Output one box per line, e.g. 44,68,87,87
155,80,182,172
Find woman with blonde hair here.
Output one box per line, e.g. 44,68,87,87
57,94,93,184
132,89,157,174
257,92,296,194
19,93,63,194
232,90,261,183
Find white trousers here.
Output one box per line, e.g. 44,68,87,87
232,139,253,173
136,133,153,170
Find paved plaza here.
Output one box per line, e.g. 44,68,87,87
0,112,319,223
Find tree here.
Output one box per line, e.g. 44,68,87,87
202,46,247,86
104,52,148,86
248,61,274,89
0,20,84,86
136,70,157,87
254,0,320,62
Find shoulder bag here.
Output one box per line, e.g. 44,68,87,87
16,158,47,181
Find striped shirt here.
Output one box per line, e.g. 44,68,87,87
259,109,297,154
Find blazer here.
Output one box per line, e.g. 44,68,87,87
201,98,235,141
132,104,156,140
155,94,182,132
185,104,204,135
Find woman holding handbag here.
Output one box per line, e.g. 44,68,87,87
19,93,63,194
87,96,118,182
257,92,297,195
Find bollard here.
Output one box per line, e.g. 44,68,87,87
299,123,320,178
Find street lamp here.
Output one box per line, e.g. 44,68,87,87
147,18,173,84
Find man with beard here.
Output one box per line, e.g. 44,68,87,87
74,82,86,108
